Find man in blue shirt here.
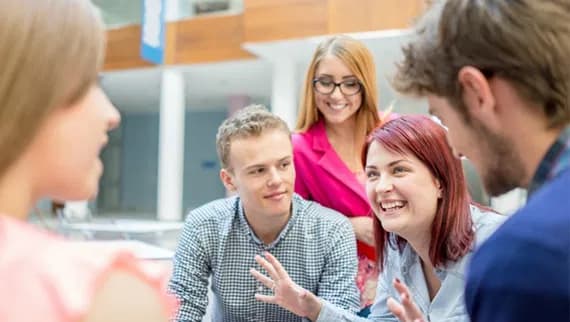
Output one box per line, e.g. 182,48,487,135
391,1,570,321
169,105,360,321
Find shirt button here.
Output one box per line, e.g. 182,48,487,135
257,285,264,292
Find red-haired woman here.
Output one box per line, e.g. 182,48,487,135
250,115,505,322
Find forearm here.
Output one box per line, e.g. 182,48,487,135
168,278,209,322
315,299,372,322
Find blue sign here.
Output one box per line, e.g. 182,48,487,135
141,0,165,64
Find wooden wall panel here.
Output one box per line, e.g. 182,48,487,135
328,0,425,34
103,0,426,69
103,25,153,71
367,0,425,31
170,14,254,64
243,0,328,42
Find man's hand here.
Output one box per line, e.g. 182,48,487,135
250,252,322,321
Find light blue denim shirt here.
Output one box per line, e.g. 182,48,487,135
317,206,505,322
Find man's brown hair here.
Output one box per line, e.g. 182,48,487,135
393,0,570,128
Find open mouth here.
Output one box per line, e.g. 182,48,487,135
328,103,348,111
379,200,407,212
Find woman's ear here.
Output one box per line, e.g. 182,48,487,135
435,178,443,199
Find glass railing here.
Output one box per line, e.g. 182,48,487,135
91,0,244,29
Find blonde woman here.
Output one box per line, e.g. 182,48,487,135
293,35,385,314
0,1,175,321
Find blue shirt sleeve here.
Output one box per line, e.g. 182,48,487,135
465,228,570,322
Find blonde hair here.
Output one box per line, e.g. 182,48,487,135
216,104,291,169
296,35,381,135
0,0,105,177
394,0,570,128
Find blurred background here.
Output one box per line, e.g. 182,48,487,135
34,0,526,252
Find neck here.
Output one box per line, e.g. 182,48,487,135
324,116,357,139
406,232,432,267
244,205,292,245
325,117,366,172
507,118,564,188
0,161,36,220
407,233,442,301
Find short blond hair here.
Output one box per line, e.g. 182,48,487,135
296,35,381,135
0,0,105,177
393,0,570,128
216,104,291,169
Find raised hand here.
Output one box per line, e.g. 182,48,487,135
249,252,322,321
386,278,427,322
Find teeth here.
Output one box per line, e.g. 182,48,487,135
329,104,347,110
380,201,405,210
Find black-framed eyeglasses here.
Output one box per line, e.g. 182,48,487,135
312,78,362,96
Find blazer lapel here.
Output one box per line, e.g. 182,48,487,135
310,120,369,202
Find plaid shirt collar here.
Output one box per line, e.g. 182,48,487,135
236,194,299,249
528,125,570,196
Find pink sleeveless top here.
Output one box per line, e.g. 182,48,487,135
0,216,177,322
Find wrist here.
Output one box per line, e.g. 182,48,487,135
305,293,322,322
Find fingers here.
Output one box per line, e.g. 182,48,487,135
400,292,424,319
255,254,279,281
263,252,289,279
254,293,277,304
250,268,274,289
393,278,411,295
393,279,423,319
386,297,407,322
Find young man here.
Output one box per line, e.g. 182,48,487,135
169,105,360,321
392,1,570,321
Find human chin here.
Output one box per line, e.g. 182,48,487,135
378,217,405,235
481,161,520,196
59,179,99,201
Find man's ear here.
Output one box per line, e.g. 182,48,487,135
220,168,236,191
458,66,497,125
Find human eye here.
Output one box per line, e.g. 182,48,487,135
342,79,359,88
317,78,333,87
280,160,291,169
392,166,408,175
249,167,265,175
365,169,379,180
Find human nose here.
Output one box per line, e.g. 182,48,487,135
107,104,121,131
329,84,344,99
99,89,121,131
375,175,393,193
267,167,283,187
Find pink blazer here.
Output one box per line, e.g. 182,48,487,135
293,119,376,260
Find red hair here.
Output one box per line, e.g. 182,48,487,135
363,115,474,271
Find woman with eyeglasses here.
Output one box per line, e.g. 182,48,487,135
293,35,387,315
